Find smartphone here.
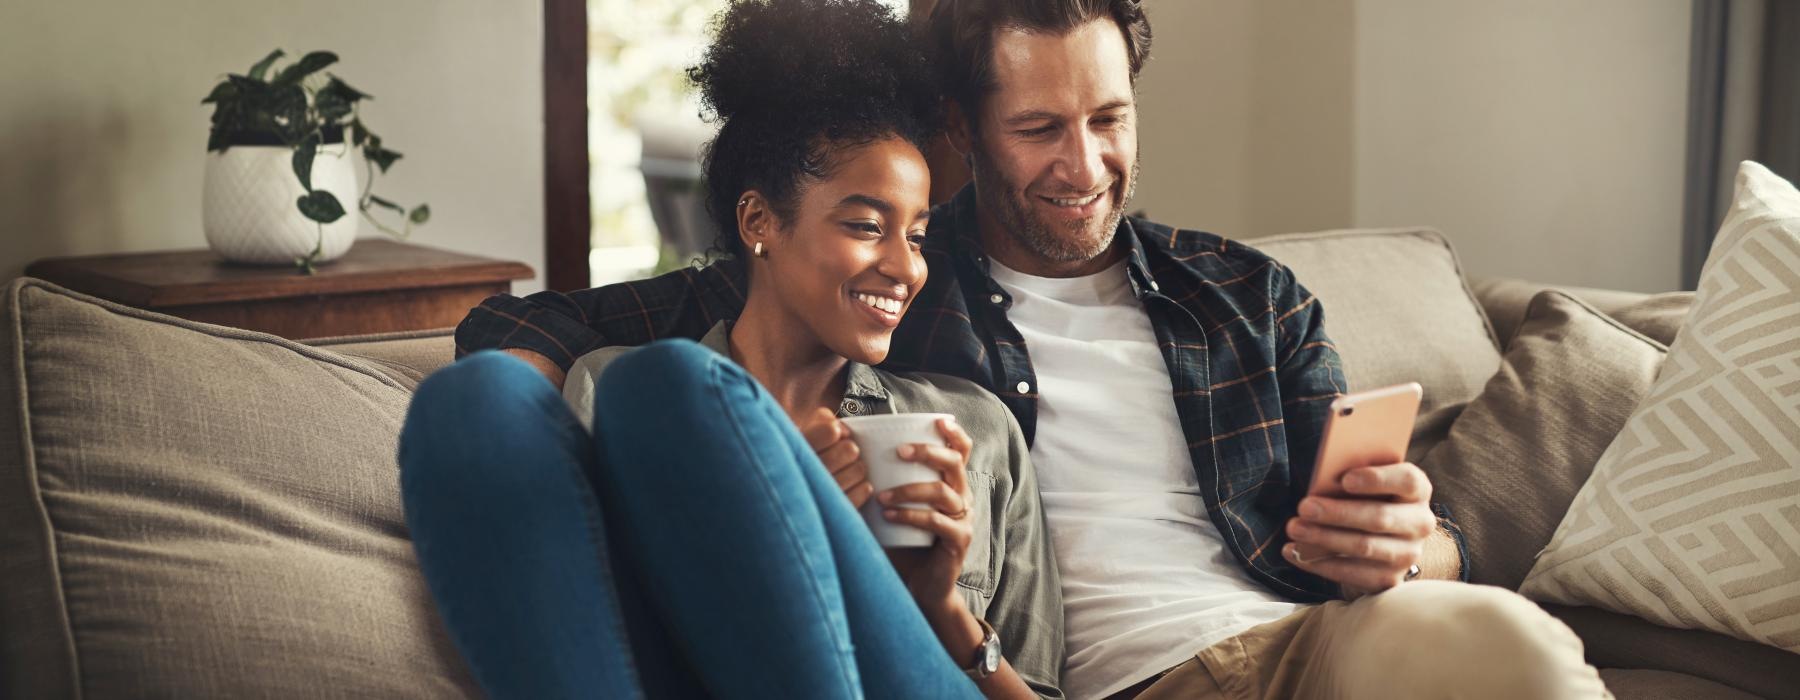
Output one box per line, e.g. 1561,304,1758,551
1308,382,1422,497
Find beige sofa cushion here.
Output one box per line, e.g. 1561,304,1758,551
0,279,477,698
1250,228,1501,457
1422,291,1667,590
1522,161,1800,654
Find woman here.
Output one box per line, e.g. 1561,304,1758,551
396,1,1062,698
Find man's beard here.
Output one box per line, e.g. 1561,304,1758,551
970,148,1138,265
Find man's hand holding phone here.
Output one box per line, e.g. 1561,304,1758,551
1282,383,1445,596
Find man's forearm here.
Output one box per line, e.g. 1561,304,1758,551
1420,524,1462,581
501,348,566,390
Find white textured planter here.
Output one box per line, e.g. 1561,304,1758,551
203,144,360,265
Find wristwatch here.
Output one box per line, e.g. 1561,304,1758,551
962,618,1002,680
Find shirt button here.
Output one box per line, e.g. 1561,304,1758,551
840,399,863,415
1016,381,1031,394
989,293,1004,305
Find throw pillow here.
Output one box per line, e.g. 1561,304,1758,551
1422,290,1667,590
1520,161,1800,653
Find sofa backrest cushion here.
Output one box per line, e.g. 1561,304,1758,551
310,329,458,389
0,278,478,698
1249,228,1501,458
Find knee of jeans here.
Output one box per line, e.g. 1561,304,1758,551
401,351,565,482
595,339,749,417
419,351,548,406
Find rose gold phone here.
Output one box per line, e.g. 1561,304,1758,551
1308,383,1422,497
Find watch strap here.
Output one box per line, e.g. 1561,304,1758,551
962,618,1000,680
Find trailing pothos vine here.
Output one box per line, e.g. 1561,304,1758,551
202,49,429,273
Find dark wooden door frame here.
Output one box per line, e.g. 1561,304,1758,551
544,0,590,292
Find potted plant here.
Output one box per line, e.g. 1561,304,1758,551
201,49,429,273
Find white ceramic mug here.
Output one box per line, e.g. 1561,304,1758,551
839,412,953,548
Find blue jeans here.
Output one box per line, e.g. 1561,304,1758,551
398,342,982,700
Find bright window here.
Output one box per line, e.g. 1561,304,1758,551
586,0,908,285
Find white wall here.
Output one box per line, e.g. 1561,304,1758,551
1352,1,1692,293
1134,1,1693,293
1132,1,1257,236
0,0,545,292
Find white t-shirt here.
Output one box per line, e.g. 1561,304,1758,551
989,258,1299,700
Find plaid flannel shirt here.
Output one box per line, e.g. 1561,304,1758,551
456,185,1471,602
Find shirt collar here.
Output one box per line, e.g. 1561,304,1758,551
940,183,1162,298
699,321,889,403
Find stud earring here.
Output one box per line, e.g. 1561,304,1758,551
753,241,766,258
738,198,749,207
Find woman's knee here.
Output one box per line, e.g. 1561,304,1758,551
594,339,757,424
401,350,577,489
416,350,549,407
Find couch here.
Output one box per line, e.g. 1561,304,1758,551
3,227,1795,699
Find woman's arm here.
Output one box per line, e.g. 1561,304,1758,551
976,407,1065,699
881,417,1056,699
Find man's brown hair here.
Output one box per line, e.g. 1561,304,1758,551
923,0,1153,117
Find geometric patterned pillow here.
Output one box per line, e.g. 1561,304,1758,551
1520,160,1800,654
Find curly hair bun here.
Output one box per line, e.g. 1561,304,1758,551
689,0,941,255
689,0,935,131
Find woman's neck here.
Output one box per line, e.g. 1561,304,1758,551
726,296,849,421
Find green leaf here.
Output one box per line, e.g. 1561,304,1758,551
270,83,309,141
367,194,406,215
200,81,238,105
247,49,285,81
224,74,270,106
206,129,233,153
408,204,431,225
272,51,338,86
365,145,402,173
320,75,369,101
291,133,320,191
316,76,365,123
296,190,346,223
316,91,352,122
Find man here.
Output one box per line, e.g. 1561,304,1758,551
457,1,1608,697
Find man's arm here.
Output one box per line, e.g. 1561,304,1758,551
455,264,749,388
455,290,608,385
1267,264,1470,594
1421,523,1463,580
502,348,567,389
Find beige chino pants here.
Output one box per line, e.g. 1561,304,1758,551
1132,581,1611,700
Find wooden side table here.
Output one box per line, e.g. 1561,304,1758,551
25,240,535,340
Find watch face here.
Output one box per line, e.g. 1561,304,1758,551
983,638,1001,672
